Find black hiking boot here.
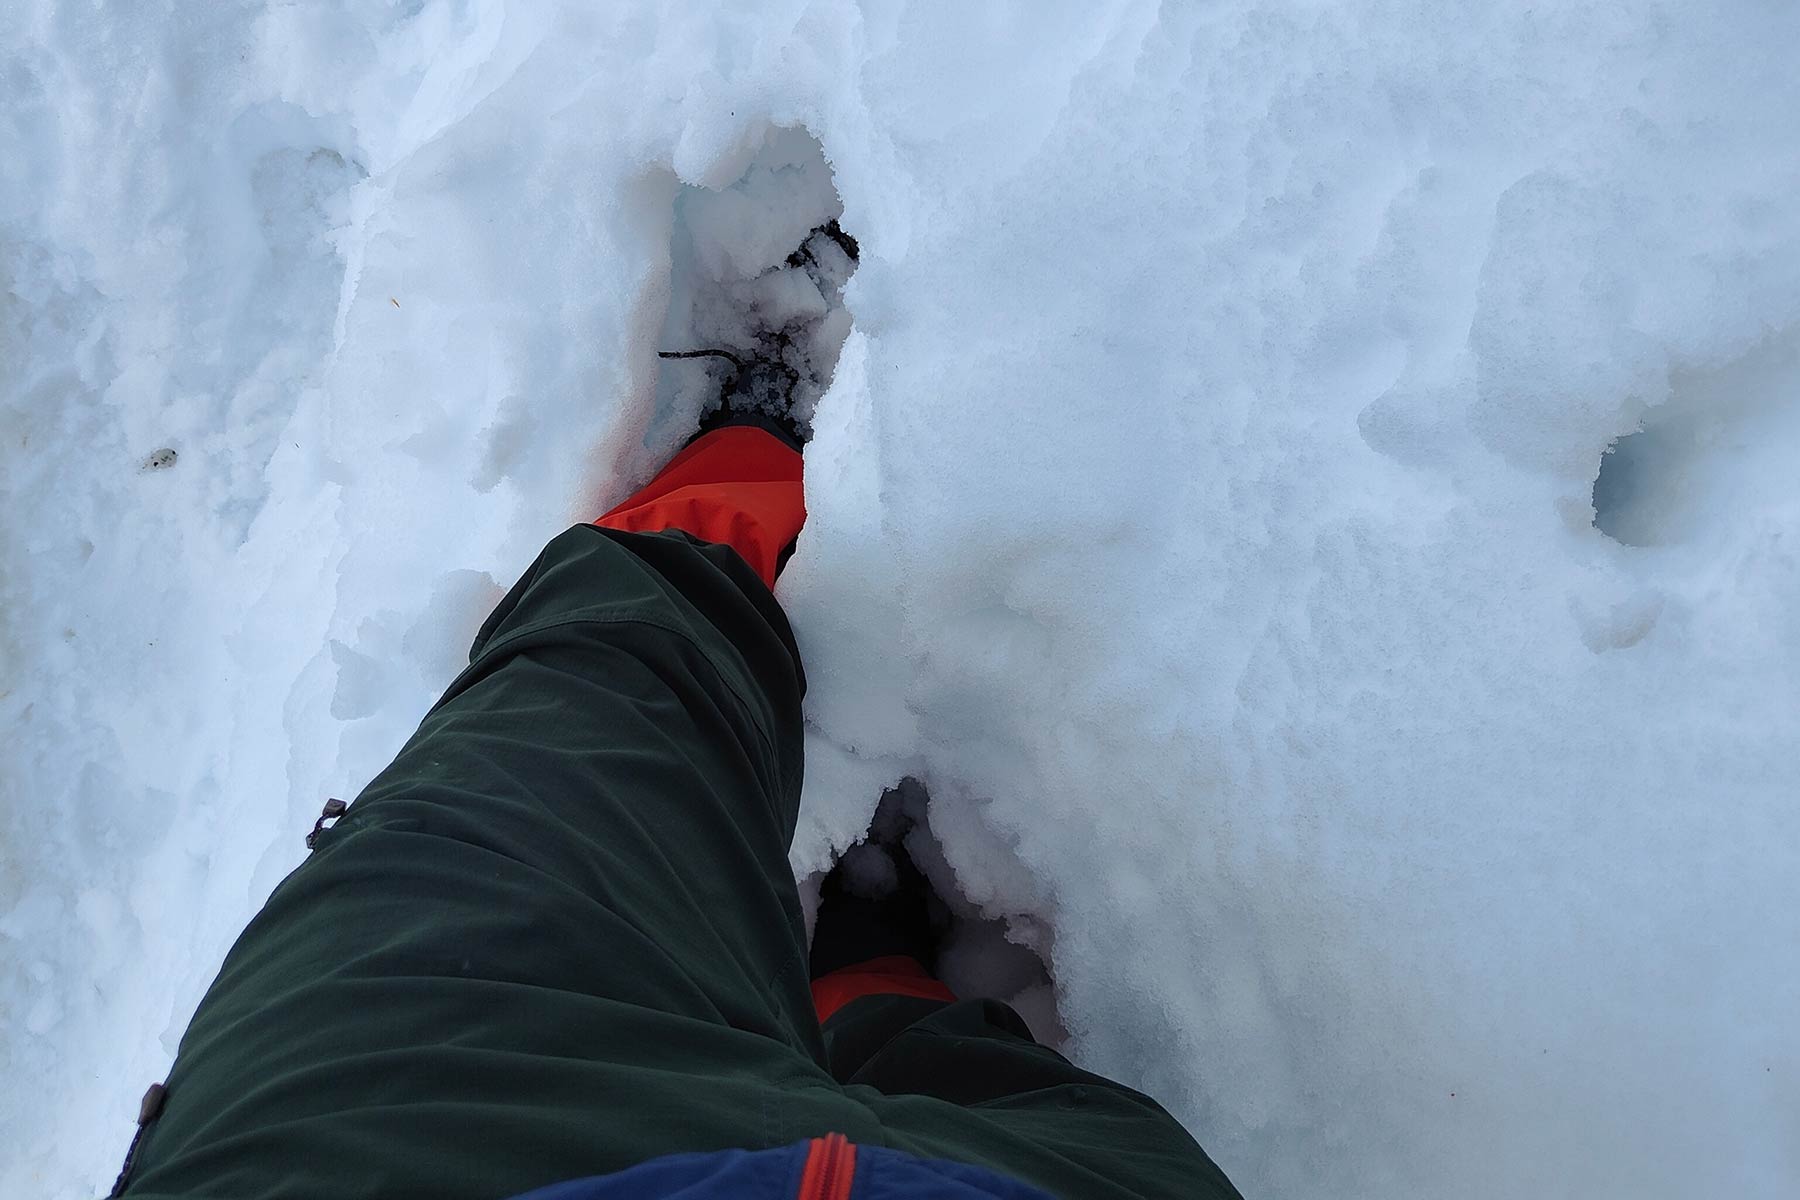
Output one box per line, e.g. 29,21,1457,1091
667,351,806,451
810,798,949,980
663,220,860,453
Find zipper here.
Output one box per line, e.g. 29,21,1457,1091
796,1131,857,1200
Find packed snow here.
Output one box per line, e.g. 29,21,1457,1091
5,2,1799,1197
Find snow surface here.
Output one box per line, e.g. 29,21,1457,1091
5,2,1800,1197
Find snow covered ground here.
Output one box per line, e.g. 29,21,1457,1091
5,2,1799,1196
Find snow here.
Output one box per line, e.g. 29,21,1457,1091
5,2,1799,1197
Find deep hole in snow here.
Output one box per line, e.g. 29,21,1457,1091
1591,328,1800,548
1590,430,1649,545
652,128,856,444
819,778,1069,1049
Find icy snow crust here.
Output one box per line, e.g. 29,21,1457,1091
5,3,1799,1197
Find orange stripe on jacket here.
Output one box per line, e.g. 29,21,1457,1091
811,955,957,1024
595,425,805,588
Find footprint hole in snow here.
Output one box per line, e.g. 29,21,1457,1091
821,778,1069,1048
649,127,857,447
1591,326,1800,548
1590,428,1651,545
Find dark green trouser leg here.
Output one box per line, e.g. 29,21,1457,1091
822,995,1243,1199
120,525,1240,1200
121,526,852,1198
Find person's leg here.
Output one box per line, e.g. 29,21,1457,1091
119,419,1242,1200
806,825,1244,1200
119,427,882,1199
595,423,806,588
818,990,1243,1199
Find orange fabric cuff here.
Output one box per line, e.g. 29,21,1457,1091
594,425,805,588
810,955,957,1024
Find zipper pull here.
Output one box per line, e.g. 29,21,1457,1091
306,798,348,849
797,1132,856,1200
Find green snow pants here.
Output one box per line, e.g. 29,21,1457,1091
118,524,1241,1200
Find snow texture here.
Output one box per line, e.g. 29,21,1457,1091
5,3,1799,1198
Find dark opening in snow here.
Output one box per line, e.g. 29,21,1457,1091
815,778,1068,1049
1590,429,1649,545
